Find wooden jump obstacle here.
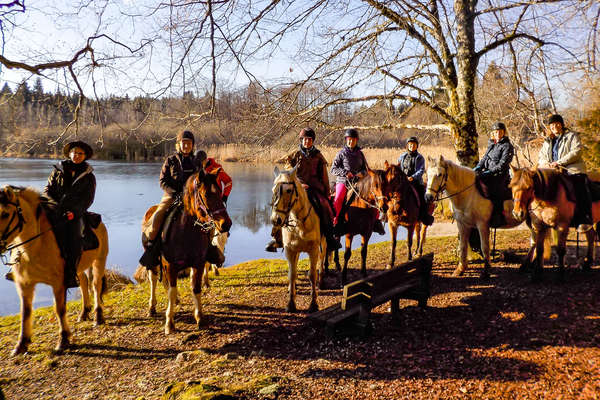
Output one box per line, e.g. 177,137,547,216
309,253,433,336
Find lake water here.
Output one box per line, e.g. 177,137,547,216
0,158,400,316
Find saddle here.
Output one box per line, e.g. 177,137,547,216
475,174,512,202
39,201,101,252
160,199,185,244
533,170,577,203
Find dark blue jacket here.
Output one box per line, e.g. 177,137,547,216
398,151,425,186
476,136,514,177
330,146,368,184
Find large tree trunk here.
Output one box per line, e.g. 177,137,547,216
453,0,479,168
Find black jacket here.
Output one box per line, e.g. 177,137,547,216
159,152,200,196
44,160,96,218
476,136,514,177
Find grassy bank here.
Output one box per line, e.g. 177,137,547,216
1,230,599,399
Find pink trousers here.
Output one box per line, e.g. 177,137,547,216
333,183,347,224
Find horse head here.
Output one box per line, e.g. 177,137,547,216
366,168,388,214
425,155,448,203
184,172,232,233
0,186,27,253
509,165,536,222
270,168,301,227
381,161,407,214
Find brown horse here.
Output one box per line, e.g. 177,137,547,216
331,170,386,287
141,172,231,334
509,166,597,281
381,161,428,267
0,186,108,355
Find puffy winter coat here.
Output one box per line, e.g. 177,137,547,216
476,136,514,178
538,130,586,174
330,146,368,184
44,160,96,218
285,146,330,195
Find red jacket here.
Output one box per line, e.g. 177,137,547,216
204,158,232,197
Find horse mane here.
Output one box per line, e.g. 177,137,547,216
354,171,381,199
0,186,43,207
274,169,310,204
511,167,567,202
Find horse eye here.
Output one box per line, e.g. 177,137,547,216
0,212,9,219
286,188,293,193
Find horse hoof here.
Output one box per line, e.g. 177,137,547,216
165,322,176,335
11,339,30,356
451,269,464,277
286,302,297,313
55,333,70,353
386,264,393,270
148,307,157,318
307,302,319,313
94,309,105,326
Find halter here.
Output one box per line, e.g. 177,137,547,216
271,180,312,228
427,166,475,202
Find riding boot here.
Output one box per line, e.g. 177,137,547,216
373,219,386,235
419,202,434,226
489,200,505,228
139,239,161,269
265,228,283,252
206,244,225,266
63,254,80,289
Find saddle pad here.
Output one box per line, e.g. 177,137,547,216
161,203,183,243
475,175,512,201
590,181,600,201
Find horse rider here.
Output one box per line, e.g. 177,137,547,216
331,128,386,235
204,156,233,204
140,130,219,267
397,136,434,226
538,114,592,231
43,140,96,288
265,128,341,252
473,122,515,227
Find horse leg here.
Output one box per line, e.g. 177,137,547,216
78,269,91,322
341,234,353,287
285,248,300,313
307,247,320,313
387,223,398,269
148,267,158,317
190,268,204,329
53,284,71,353
334,243,341,271
555,227,569,283
454,224,470,276
520,228,537,273
406,224,414,261
318,238,327,290
415,222,423,257
164,266,178,334
583,228,595,271
532,228,546,283
360,235,369,278
202,262,211,288
478,224,491,280
91,262,105,326
12,283,34,356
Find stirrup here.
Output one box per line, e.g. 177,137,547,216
577,224,593,233
265,239,282,253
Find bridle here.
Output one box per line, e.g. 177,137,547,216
427,166,476,202
346,177,386,214
192,176,227,232
0,197,25,253
271,180,312,228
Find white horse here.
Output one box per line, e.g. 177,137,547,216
424,156,521,278
271,167,324,313
0,186,108,355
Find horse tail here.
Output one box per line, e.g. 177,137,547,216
469,229,483,257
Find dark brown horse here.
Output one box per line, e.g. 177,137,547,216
509,166,596,282
141,172,231,334
381,161,428,267
327,170,386,287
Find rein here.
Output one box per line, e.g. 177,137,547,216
428,168,476,202
271,181,313,228
191,176,227,232
346,178,385,213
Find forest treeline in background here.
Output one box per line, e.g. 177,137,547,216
1,63,599,170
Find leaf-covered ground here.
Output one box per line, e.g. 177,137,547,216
1,230,599,399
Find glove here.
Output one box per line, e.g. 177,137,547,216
64,211,75,221
473,165,482,173
222,195,228,204
480,170,493,177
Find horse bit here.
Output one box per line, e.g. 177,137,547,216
271,182,312,228
193,178,226,232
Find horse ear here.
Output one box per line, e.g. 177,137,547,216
290,165,298,179
384,160,389,169
510,164,517,173
273,166,280,178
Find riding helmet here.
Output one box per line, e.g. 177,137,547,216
177,130,195,144
490,122,506,131
546,114,564,126
344,128,359,139
406,136,419,146
299,127,316,140
63,141,93,159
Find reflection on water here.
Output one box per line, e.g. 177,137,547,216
0,158,399,316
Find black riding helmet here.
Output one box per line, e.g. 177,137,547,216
299,127,316,140
177,130,195,144
546,114,564,127
406,136,419,146
490,122,506,131
344,128,359,139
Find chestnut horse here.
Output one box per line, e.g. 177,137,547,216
332,170,386,286
509,166,597,281
0,186,108,355
271,167,325,312
142,172,231,334
381,161,428,266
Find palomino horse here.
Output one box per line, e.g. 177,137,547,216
0,186,108,355
425,156,521,278
271,167,325,312
509,166,596,281
381,161,428,266
142,172,231,334
333,170,386,286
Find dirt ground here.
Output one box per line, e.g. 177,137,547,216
1,229,599,400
